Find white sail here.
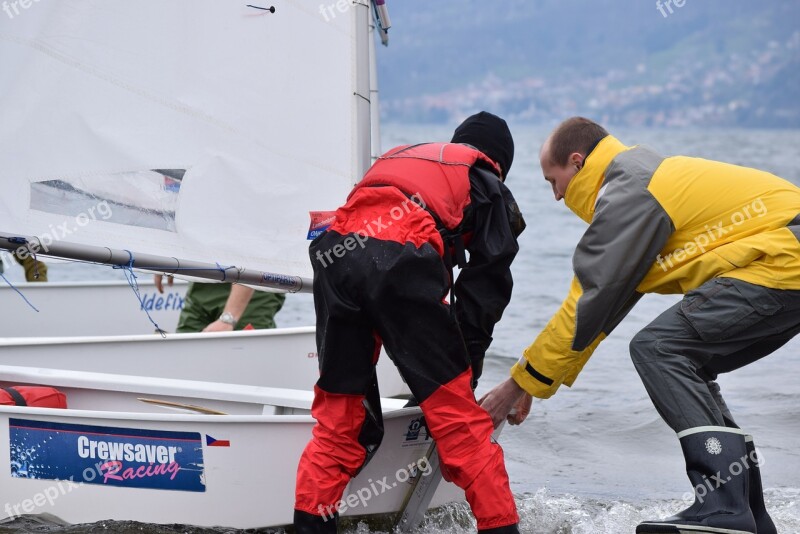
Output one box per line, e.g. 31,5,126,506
0,1,372,287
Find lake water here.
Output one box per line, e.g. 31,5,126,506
2,125,799,533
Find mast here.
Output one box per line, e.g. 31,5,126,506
354,1,373,181
369,7,383,163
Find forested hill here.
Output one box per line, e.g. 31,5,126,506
376,0,799,128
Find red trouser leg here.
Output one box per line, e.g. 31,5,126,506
297,230,385,520
419,370,519,530
361,238,519,530
295,386,369,518
301,232,518,530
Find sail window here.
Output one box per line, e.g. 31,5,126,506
29,169,184,232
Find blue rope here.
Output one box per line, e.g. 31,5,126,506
3,236,41,280
113,250,166,337
0,272,39,312
215,262,235,282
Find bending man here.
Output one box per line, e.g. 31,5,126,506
482,117,800,534
294,112,526,533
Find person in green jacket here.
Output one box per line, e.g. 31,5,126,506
154,275,284,333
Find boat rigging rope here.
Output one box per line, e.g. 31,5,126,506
0,271,39,312
114,250,167,337
0,237,39,312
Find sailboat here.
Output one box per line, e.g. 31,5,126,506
0,278,410,395
0,363,463,529
0,0,407,397
0,1,476,529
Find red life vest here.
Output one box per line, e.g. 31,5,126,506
0,386,67,408
354,143,500,231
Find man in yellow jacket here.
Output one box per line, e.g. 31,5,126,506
482,117,800,534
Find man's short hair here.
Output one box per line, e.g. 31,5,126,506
547,117,609,167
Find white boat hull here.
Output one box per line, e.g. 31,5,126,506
0,281,410,398
0,366,463,529
0,327,409,399
0,280,188,337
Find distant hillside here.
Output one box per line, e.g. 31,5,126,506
376,0,800,127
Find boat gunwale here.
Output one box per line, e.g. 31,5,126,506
0,325,317,345
0,364,414,421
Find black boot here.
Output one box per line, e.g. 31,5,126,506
745,435,777,534
636,427,756,534
294,508,338,533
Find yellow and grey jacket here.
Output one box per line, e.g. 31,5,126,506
512,135,800,398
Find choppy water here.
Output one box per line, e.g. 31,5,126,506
2,125,799,533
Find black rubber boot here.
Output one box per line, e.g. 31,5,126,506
745,435,777,534
636,427,756,534
294,509,338,533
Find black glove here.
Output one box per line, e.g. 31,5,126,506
470,353,484,390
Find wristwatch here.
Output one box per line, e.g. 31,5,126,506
219,312,237,326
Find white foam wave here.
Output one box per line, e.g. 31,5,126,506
339,487,800,534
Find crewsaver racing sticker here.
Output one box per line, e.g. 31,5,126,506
9,419,205,492
308,211,337,240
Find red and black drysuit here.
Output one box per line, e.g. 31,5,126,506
295,142,525,532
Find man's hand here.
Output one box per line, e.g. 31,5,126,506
508,390,532,426
154,274,174,294
202,320,235,333
479,377,531,428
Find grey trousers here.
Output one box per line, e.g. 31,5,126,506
630,277,800,433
